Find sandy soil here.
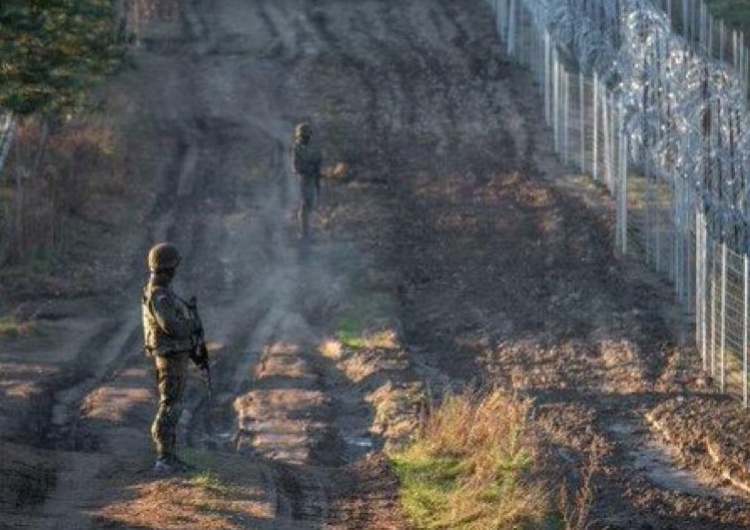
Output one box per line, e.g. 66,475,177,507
4,1,750,529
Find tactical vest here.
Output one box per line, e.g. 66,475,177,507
142,285,194,356
292,141,321,178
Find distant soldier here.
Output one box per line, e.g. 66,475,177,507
291,122,322,239
142,242,204,474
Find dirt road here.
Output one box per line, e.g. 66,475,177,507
4,0,750,528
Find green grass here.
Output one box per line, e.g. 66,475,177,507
335,293,396,350
184,451,237,499
336,322,368,349
0,315,35,339
189,471,234,496
390,452,466,528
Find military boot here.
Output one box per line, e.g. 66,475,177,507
153,456,179,474
153,454,194,474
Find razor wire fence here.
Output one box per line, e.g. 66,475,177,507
487,0,750,405
650,0,750,97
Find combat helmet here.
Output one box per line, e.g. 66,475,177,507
294,122,312,141
148,242,181,272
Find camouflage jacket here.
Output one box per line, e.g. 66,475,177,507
291,140,322,180
142,280,195,356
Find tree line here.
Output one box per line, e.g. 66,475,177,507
0,0,126,117
0,1,130,267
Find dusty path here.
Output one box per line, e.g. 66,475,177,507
4,0,750,528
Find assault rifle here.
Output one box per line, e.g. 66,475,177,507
186,296,212,398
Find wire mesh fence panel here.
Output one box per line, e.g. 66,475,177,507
723,247,746,396
708,243,726,392
515,1,538,68
681,220,697,332
625,171,674,272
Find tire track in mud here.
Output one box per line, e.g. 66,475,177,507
237,5,434,523
219,132,343,525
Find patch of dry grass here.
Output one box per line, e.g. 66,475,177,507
97,479,243,530
337,321,398,351
368,380,426,451
390,387,552,529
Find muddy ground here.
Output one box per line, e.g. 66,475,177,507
4,0,750,528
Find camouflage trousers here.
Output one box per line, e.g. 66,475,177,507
298,176,319,239
151,351,189,459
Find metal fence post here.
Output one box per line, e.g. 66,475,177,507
700,213,705,368
687,190,696,310
711,238,717,376
610,93,617,194
655,177,662,272
603,94,611,191
683,0,689,39
698,211,707,371
544,31,551,125
744,253,748,407
507,0,516,56
618,101,628,254
580,71,585,171
563,71,570,165
672,180,685,302
593,72,599,181
721,243,727,393
553,50,560,153
495,0,502,37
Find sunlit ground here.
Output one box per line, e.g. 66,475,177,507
94,452,275,530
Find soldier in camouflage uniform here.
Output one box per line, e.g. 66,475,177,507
291,122,322,240
142,242,200,473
